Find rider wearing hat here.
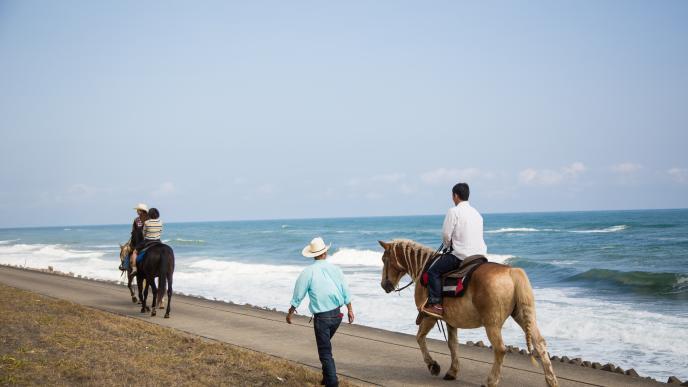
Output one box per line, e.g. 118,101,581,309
124,203,149,274
286,237,354,387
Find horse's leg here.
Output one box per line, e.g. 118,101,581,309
128,270,137,303
444,324,460,380
531,324,559,387
138,275,147,312
149,276,158,317
416,316,441,376
164,273,172,318
484,324,507,387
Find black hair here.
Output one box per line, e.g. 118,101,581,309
148,208,160,220
452,183,470,201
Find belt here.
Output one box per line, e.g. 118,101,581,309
313,307,343,319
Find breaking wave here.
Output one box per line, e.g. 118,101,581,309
568,269,688,297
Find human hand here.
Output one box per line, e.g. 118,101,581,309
347,308,355,324
286,307,296,324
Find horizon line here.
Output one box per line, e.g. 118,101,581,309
1,206,686,231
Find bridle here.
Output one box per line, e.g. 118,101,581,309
384,242,446,293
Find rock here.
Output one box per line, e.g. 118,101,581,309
476,341,486,348
601,363,615,372
550,355,561,362
625,369,639,377
466,341,474,346
569,358,582,366
591,362,602,369
680,381,688,386
48,266,53,272
519,349,528,355
667,376,682,384
614,367,625,374
582,361,591,367
561,356,570,363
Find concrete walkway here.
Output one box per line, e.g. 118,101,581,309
0,266,667,387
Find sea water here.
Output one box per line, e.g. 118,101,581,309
1,209,686,381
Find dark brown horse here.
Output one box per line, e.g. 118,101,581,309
136,243,175,318
378,239,558,387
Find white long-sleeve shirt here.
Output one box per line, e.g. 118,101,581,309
442,201,487,259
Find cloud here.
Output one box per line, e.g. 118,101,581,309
667,168,688,184
420,167,484,185
152,182,175,197
371,173,406,183
519,162,586,185
611,162,642,174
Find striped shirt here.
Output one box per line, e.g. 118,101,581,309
143,219,163,240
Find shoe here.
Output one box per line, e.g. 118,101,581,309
422,304,444,319
118,264,125,271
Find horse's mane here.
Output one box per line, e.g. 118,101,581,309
389,239,435,254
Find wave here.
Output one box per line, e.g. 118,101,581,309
568,269,688,296
486,227,543,234
570,225,628,233
0,239,20,245
329,248,383,267
166,238,206,245
486,253,515,264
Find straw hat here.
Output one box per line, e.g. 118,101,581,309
302,237,331,258
133,203,149,212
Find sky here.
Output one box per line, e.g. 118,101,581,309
1,1,687,228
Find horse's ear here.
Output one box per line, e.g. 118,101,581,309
378,240,390,250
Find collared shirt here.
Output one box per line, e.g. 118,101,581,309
291,259,351,314
442,201,487,259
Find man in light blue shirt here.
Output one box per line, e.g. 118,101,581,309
287,237,354,387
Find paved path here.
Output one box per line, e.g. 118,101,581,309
0,266,667,387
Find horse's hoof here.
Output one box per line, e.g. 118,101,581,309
159,305,164,309
428,361,441,376
151,311,156,317
132,297,137,303
164,314,170,319
443,373,456,380
140,308,146,313
145,306,151,312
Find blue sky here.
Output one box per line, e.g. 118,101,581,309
1,1,687,227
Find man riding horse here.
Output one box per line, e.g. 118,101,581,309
423,182,487,319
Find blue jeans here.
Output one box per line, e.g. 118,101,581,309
427,253,462,305
313,307,343,387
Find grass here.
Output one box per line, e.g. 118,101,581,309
0,284,352,386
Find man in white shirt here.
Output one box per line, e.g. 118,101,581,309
423,182,487,318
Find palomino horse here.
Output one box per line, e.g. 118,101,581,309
136,243,175,318
119,242,138,303
378,239,558,387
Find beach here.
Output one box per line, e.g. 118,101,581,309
1,209,687,382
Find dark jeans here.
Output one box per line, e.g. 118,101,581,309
313,307,343,387
427,253,462,305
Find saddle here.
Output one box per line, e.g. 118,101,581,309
420,254,488,297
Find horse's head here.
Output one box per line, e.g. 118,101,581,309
378,240,407,293
119,243,131,263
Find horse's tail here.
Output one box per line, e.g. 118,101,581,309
510,267,538,367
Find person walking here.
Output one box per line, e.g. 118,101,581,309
286,237,354,387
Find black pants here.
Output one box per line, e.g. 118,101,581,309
313,308,343,387
427,253,462,305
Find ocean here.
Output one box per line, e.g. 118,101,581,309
1,209,687,381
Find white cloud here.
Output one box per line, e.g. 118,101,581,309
611,162,642,174
667,168,688,184
152,182,175,197
420,167,483,185
518,162,586,186
371,173,406,183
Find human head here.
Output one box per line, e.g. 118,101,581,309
134,203,149,217
452,182,470,205
148,208,160,220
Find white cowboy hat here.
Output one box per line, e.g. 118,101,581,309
302,237,331,258
133,203,149,212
